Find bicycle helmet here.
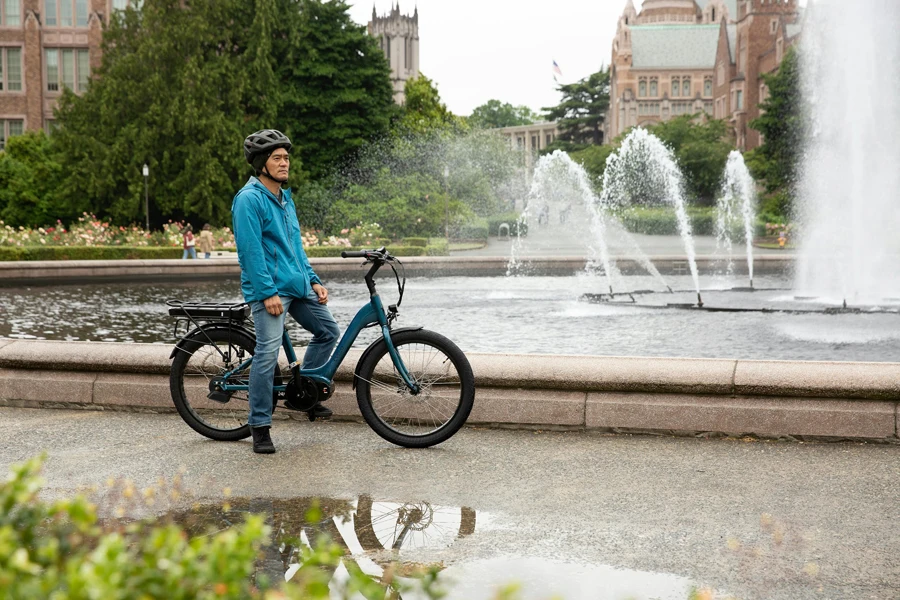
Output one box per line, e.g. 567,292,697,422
243,129,293,176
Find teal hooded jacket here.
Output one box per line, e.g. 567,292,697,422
231,177,322,303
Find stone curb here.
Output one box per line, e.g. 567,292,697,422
0,339,897,441
0,255,794,283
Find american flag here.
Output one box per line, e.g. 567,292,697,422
552,60,563,82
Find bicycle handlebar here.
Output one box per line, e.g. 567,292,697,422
340,247,393,261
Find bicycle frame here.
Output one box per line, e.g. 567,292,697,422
218,280,419,394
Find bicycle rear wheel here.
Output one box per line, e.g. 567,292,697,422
170,328,256,441
355,329,475,448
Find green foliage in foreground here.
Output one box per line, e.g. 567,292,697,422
0,455,448,600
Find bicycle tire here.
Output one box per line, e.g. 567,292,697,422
170,328,257,441
355,329,475,448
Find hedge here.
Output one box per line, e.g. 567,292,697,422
456,218,488,242
0,245,428,261
402,237,428,247
305,245,426,258
616,207,717,236
425,239,449,256
487,213,527,237
0,246,184,261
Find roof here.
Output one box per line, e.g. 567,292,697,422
630,25,720,69
726,24,737,63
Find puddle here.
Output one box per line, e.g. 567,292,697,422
151,495,717,599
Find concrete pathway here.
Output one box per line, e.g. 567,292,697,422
5,407,896,600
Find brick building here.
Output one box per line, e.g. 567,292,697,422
608,0,801,150
0,1,136,149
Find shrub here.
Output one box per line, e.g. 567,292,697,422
455,217,488,241
425,239,449,256
616,206,717,236
403,237,429,247
487,213,527,237
305,245,426,258
348,222,384,246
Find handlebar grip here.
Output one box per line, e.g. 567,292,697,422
341,250,369,259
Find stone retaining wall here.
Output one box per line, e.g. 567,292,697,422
0,255,793,284
0,339,896,442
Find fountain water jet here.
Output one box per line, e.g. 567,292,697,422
715,151,757,288
600,128,703,303
795,0,900,305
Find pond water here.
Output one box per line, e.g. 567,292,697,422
2,274,900,362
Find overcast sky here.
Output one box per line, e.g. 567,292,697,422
347,0,806,117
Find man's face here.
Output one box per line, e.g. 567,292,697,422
265,148,290,183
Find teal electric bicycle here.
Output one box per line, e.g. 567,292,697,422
167,248,475,448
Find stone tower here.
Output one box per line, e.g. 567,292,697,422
368,3,420,105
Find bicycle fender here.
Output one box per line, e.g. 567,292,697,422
352,326,424,389
169,323,256,359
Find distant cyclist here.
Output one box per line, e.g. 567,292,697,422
232,129,340,454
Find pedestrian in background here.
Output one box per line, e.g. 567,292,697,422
198,223,214,259
182,224,197,259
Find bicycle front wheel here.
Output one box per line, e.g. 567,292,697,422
170,328,256,441
355,329,475,448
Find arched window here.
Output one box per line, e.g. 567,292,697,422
639,80,647,97
671,77,680,97
682,78,691,97
711,8,716,22
704,78,713,97
649,79,657,97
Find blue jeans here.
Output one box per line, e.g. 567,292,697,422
247,291,340,427
182,247,197,259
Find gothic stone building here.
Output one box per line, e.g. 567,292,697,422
0,0,141,149
367,3,419,105
608,0,801,150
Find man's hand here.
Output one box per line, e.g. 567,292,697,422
263,295,283,316
312,283,329,305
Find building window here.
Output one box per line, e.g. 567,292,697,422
671,77,680,97
46,48,90,92
546,134,552,146
45,119,58,134
3,0,21,26
638,80,646,97
0,118,24,150
649,79,657,97
736,90,743,110
711,8,716,22
682,78,691,97
45,0,89,27
704,78,713,97
0,47,22,91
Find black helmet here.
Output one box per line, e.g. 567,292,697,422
243,129,292,166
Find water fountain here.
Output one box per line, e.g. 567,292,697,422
794,0,900,305
599,128,703,305
714,150,757,288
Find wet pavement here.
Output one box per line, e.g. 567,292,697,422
3,406,897,599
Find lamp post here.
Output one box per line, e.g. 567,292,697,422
142,163,150,231
442,165,450,243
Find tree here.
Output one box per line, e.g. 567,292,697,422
543,68,610,150
649,116,734,204
468,100,540,129
746,47,804,215
396,74,465,135
52,0,395,227
0,131,63,227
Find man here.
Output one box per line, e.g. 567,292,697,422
232,129,340,454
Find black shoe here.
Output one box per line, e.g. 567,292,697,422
251,426,276,454
307,402,333,420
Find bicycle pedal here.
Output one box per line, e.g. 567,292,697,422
207,391,232,404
